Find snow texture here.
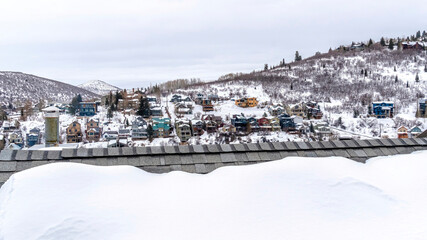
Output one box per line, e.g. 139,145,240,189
77,80,121,96
1,151,427,239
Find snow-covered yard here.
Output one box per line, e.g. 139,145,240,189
1,151,427,239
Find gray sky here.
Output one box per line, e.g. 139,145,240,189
0,0,426,88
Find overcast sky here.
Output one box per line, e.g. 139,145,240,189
0,0,426,88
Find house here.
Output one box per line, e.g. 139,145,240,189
313,122,332,138
409,126,422,138
175,119,193,142
219,124,236,136
79,102,97,117
117,89,144,111
103,131,119,141
350,42,366,51
146,96,157,103
26,128,40,147
257,117,271,132
397,126,408,139
372,101,394,118
66,121,82,143
9,131,24,148
235,97,258,108
270,117,281,131
247,117,260,132
150,106,163,117
170,95,192,103
279,114,296,132
86,119,101,142
152,118,171,138
191,120,204,136
195,93,204,104
86,128,101,142
401,41,425,50
268,105,286,116
288,103,306,118
306,101,323,119
175,103,193,115
202,115,223,127
231,115,248,133
417,98,427,118
118,129,131,139
201,99,214,112
131,119,148,140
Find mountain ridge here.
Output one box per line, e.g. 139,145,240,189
0,71,99,107
77,80,121,96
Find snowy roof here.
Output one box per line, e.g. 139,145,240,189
42,106,60,112
372,101,394,104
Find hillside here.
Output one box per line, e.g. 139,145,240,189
77,80,121,96
0,72,99,107
176,45,427,116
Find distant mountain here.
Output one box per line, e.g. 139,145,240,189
0,71,99,106
78,80,121,96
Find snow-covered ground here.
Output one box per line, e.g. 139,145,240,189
1,151,427,239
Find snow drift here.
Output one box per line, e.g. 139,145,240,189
1,151,427,240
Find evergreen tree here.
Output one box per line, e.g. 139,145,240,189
69,95,81,115
368,39,374,47
294,51,302,61
309,122,314,133
407,81,409,88
424,65,427,72
388,39,394,50
114,91,122,106
20,108,25,121
353,109,359,118
416,30,421,39
395,75,398,83
264,64,268,71
364,69,368,77
394,66,396,72
107,107,113,120
380,37,386,46
136,97,151,117
290,82,293,90
147,124,154,141
76,94,82,103
415,73,420,82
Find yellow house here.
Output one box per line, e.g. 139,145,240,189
235,97,258,108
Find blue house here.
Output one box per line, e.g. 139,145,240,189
278,114,296,131
26,128,40,147
231,115,248,132
372,101,394,118
79,102,97,117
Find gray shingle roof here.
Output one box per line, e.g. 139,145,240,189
1,138,427,187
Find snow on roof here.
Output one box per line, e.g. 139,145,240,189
372,101,394,104
42,106,60,112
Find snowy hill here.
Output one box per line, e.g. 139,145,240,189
177,47,427,116
1,151,427,239
77,80,121,96
0,71,99,106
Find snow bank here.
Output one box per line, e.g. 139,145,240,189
1,151,427,240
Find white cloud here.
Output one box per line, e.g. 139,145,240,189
0,0,426,88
